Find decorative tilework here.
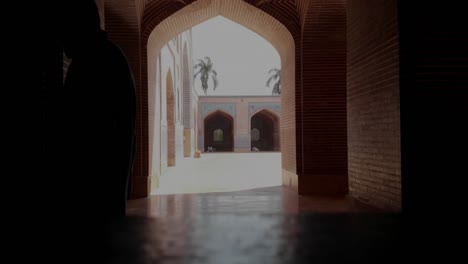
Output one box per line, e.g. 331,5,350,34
248,103,281,115
201,103,236,118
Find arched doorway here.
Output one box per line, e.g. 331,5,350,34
166,70,176,166
126,0,351,199
251,109,280,151
144,0,296,196
204,111,234,152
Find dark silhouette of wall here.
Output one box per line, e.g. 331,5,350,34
399,2,468,215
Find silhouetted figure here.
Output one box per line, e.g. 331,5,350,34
60,0,136,218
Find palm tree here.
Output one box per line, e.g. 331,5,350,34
266,68,281,95
194,56,218,95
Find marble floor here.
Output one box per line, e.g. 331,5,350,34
107,153,404,264
54,153,403,264
108,187,403,264
129,186,375,218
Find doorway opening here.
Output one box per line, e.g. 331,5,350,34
250,109,280,151
204,110,234,152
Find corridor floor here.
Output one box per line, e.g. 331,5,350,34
119,184,402,264
129,186,374,217
111,187,402,264
107,155,402,264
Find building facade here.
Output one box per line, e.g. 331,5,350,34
198,96,280,152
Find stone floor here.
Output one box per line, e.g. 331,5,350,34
110,187,403,264
53,154,403,264
108,154,404,264
129,186,374,217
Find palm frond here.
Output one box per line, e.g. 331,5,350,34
266,75,275,87
266,68,281,94
194,56,218,94
268,68,280,74
272,82,280,95
193,68,204,79
194,59,206,68
211,74,218,90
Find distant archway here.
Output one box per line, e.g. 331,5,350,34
204,111,234,152
251,109,280,151
166,70,176,166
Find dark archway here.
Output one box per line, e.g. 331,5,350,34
204,111,234,152
251,109,280,151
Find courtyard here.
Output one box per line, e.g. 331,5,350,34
153,153,281,195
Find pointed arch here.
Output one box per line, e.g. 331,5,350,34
144,0,297,196
203,110,234,152
250,109,280,151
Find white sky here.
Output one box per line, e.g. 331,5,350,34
192,16,281,96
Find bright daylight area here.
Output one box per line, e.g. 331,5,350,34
153,16,282,195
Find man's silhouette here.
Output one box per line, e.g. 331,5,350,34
60,0,136,218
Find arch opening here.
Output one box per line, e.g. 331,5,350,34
204,111,234,152
250,109,280,151
144,0,296,196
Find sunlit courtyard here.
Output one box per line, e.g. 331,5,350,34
152,153,281,195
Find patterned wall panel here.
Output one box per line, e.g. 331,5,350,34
248,102,281,115
201,103,236,118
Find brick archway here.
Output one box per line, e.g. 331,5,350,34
74,0,406,210
144,0,297,197
119,0,351,200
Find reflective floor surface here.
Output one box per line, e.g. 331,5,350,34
103,187,402,263
52,187,403,264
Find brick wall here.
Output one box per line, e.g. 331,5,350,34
347,0,401,210
299,0,348,196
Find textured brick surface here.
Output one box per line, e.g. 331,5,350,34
104,0,404,206
347,0,401,210
142,0,297,197
299,0,348,196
